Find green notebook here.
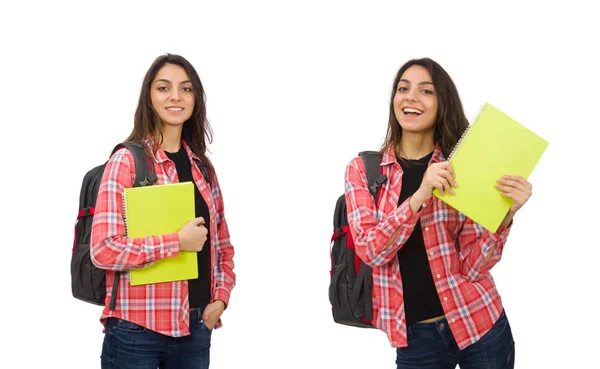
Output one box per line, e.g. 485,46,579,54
433,102,549,232
123,181,198,286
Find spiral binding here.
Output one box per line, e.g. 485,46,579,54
122,191,129,236
448,102,487,161
121,191,133,283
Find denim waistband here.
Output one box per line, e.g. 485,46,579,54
406,309,506,337
407,316,449,335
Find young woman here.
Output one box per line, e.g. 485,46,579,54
91,53,235,369
344,58,530,369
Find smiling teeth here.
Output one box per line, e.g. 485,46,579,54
166,108,183,111
403,108,423,114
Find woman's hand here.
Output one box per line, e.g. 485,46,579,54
418,161,458,198
495,175,532,214
202,300,226,330
495,175,533,228
178,217,208,252
410,161,458,212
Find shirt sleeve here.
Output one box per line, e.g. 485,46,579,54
457,217,512,282
90,148,180,271
345,157,420,267
210,170,236,308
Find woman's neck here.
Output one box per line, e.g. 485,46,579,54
159,124,183,153
397,132,435,159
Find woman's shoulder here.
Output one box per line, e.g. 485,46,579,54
109,146,136,167
345,155,365,177
102,146,138,188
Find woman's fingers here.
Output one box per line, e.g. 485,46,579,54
439,169,458,192
430,178,446,196
499,175,532,190
497,175,532,199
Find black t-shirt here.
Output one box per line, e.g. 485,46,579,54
165,146,211,308
396,152,445,324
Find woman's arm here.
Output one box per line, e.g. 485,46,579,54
90,148,180,271
345,158,421,268
211,171,236,308
457,219,511,281
458,174,532,281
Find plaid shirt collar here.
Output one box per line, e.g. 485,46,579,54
143,138,203,165
380,143,446,167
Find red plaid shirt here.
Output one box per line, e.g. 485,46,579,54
91,140,235,337
344,145,511,349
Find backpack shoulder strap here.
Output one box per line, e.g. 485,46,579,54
358,151,387,198
112,142,157,187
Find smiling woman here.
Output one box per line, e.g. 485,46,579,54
90,54,236,369
343,57,533,369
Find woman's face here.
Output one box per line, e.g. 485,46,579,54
150,63,195,128
393,65,438,135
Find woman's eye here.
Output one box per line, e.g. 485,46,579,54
158,86,168,91
422,89,433,95
182,87,193,92
398,86,408,92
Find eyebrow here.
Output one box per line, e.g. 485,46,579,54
399,79,434,86
154,79,193,84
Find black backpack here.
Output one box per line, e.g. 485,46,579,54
329,151,388,328
71,142,157,310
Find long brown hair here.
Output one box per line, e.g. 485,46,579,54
380,58,469,159
126,53,214,181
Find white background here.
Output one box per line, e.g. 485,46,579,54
1,1,598,368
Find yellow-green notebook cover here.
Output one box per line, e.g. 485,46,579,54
124,181,198,286
433,103,549,232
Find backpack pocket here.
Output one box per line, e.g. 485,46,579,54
71,242,106,306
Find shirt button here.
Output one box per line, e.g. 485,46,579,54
402,215,406,220
167,252,172,256
444,297,448,302
422,203,427,208
425,227,429,231
436,274,441,279
429,251,434,256
452,319,456,323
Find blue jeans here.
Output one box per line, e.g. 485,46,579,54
101,307,212,369
396,310,515,369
